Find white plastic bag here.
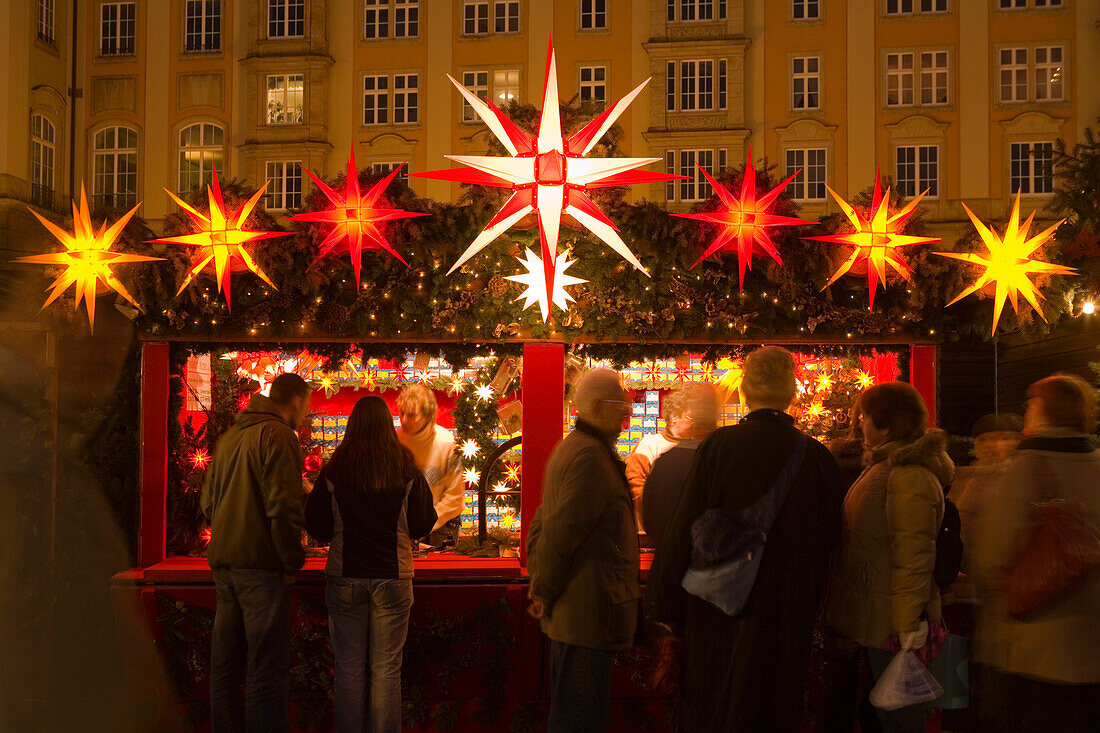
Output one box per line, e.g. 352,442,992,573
869,650,944,711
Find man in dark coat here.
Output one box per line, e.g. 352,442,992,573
648,347,842,732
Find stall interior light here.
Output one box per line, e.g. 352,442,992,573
1083,301,1096,315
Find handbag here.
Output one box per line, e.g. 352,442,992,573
681,433,808,616
1006,455,1100,618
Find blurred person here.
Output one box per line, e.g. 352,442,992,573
829,408,866,494
953,413,1024,557
526,368,637,732
647,346,842,732
971,374,1100,732
201,372,312,733
826,382,952,733
396,383,463,546
626,386,697,532
305,396,437,733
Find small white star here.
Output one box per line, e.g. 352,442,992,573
463,468,481,485
459,439,481,459
474,384,494,402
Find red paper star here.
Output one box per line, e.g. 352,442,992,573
644,362,662,385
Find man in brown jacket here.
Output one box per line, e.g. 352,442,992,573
527,368,638,732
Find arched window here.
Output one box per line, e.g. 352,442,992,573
178,123,225,194
93,125,139,209
31,114,56,208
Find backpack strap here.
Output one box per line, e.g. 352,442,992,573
758,433,810,532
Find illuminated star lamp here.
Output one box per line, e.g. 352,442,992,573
17,185,162,330
413,38,684,321
806,172,940,310
715,358,744,403
284,150,427,286
936,192,1076,336
506,248,587,320
150,166,287,310
459,439,481,459
463,468,481,486
674,152,814,289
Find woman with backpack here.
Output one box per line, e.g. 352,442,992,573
305,395,437,733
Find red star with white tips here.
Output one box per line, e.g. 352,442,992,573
674,152,814,289
284,150,427,286
414,39,683,320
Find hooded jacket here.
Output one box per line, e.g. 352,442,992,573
201,393,306,575
827,429,953,648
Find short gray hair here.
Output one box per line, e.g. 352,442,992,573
741,346,796,409
572,368,624,420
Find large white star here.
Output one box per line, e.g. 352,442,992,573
505,247,586,320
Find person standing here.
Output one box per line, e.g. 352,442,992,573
647,346,841,732
395,383,463,546
526,368,638,733
626,386,696,532
201,373,312,733
305,396,437,733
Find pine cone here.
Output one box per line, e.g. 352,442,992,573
322,304,349,326
488,275,509,297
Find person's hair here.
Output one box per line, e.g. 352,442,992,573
324,396,420,491
269,373,310,406
662,388,691,420
741,346,796,408
1028,373,1096,433
396,382,437,423
971,412,1024,437
857,382,928,444
684,382,720,437
572,368,624,420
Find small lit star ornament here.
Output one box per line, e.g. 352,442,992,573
474,384,495,402
190,449,211,469
503,463,521,484
284,150,427,286
856,371,875,389
674,152,814,288
414,39,683,319
448,375,466,396
937,193,1076,336
17,185,162,330
807,172,940,310
463,468,481,486
505,247,586,320
459,439,481,459
151,166,287,309
715,358,744,402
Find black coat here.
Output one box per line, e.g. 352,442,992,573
647,409,842,732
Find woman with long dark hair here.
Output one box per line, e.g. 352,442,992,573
306,396,437,733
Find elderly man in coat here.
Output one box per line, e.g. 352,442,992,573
526,368,638,733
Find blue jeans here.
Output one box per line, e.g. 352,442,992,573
210,568,292,733
867,647,929,733
326,576,414,733
548,640,613,733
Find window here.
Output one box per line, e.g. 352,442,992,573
886,53,914,106
364,0,388,38
265,161,303,211
679,60,715,111
178,123,224,194
461,71,488,121
666,62,676,111
919,51,948,105
185,1,221,52
784,148,826,200
1010,142,1054,195
393,74,418,123
895,145,938,197
363,75,389,124
268,0,304,38
580,0,607,29
394,0,419,37
93,125,138,209
999,0,1026,7
464,1,489,34
493,69,519,106
886,0,913,13
100,2,136,56
495,1,519,33
31,115,56,208
665,148,727,201
792,0,819,20
668,0,725,22
267,74,304,124
920,0,947,11
1034,0,1062,6
999,48,1028,102
792,56,820,110
371,161,409,187
1034,46,1064,101
37,0,55,44
579,66,606,106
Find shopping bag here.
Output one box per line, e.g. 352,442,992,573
869,650,945,711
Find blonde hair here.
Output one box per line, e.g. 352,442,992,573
1029,373,1096,433
396,382,437,423
741,346,796,409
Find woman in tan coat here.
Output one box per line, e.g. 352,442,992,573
826,382,952,733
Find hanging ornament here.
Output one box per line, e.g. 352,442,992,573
151,166,287,309
674,152,814,288
474,384,495,402
459,439,481,459
17,185,162,330
806,172,939,310
413,38,683,320
503,463,521,484
283,150,427,286
505,248,586,320
936,192,1075,336
714,358,744,403
463,468,481,486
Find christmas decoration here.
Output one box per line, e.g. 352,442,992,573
474,384,494,402
463,468,481,486
459,439,481,459
17,185,162,329
505,248,586,320
937,192,1076,336
807,172,939,310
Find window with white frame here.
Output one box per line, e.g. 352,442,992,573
493,69,520,107
185,1,221,52
93,125,138,209
580,0,607,29
886,0,913,13
495,1,519,33
268,0,305,38
665,148,727,202
37,0,55,44
393,74,418,124
999,0,1026,7
394,0,419,37
792,56,820,110
919,51,948,105
265,161,303,210
920,0,947,11
1034,0,1062,6
31,115,56,207
678,60,715,111
579,66,607,106
672,0,723,22
464,1,489,35
895,145,938,197
1010,141,1054,195
364,0,388,39
792,0,819,20
999,48,1028,102
178,123,224,194
267,75,304,124
371,161,409,187
784,148,827,200
1034,46,1064,101
461,71,489,121
363,75,389,124
100,2,136,56
886,52,915,106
